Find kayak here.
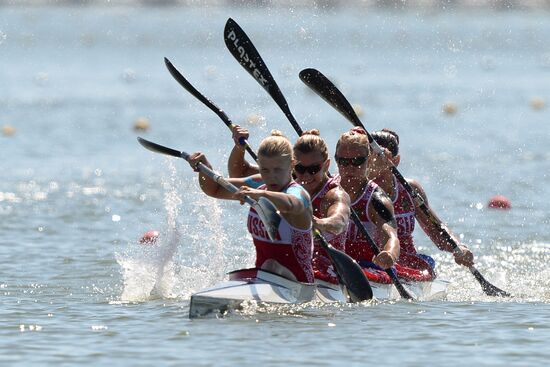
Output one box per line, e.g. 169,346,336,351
189,269,345,319
188,268,450,318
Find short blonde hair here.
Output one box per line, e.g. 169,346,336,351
336,127,370,155
258,130,293,160
293,129,328,161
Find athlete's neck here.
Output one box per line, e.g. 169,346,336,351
339,175,368,202
309,174,329,197
369,170,394,198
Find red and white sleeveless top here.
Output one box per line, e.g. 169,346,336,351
344,178,380,263
311,176,348,283
247,182,314,283
391,176,417,255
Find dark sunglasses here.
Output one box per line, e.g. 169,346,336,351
294,163,322,175
335,156,368,167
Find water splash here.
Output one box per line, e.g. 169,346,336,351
117,159,182,301
117,159,230,302
170,176,229,298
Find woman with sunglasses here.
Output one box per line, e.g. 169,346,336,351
293,130,351,284
368,129,474,278
188,130,315,283
227,126,351,284
335,127,400,275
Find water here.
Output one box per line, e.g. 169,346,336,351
1,4,549,366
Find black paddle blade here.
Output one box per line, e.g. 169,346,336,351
471,267,511,297
164,57,197,96
326,244,373,302
224,18,303,136
164,57,233,127
314,232,372,302
137,137,186,160
299,68,363,128
224,18,284,105
254,197,282,242
164,57,259,162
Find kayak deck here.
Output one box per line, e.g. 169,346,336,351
189,269,345,318
189,268,450,318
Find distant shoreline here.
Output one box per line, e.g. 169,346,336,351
1,0,550,10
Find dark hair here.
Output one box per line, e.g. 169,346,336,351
371,129,399,156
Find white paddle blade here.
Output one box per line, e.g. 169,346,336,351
254,197,281,241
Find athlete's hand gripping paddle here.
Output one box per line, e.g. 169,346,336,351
137,137,279,241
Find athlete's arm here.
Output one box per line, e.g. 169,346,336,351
368,187,400,269
187,152,258,200
234,185,312,230
313,186,351,236
410,179,474,267
227,125,259,178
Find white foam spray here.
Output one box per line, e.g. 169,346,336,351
117,159,181,301
117,158,232,302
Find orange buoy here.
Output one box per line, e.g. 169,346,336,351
487,195,511,210
530,97,545,110
133,117,150,132
2,124,16,136
139,230,160,245
443,102,458,115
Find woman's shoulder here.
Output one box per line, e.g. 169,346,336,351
286,181,311,201
326,184,350,205
403,178,427,198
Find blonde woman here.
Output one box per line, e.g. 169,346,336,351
188,131,314,283
227,127,351,284
335,127,400,275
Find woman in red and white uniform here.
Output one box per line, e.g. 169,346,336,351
188,131,314,283
368,129,474,278
227,127,351,284
335,128,400,278
293,130,350,284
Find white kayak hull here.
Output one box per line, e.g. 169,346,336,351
189,268,450,318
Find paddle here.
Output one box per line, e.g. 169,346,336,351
299,68,511,298
137,137,278,241
313,229,373,302
224,18,303,137
139,137,371,302
163,57,258,162
224,18,413,300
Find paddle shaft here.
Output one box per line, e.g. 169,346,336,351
225,19,412,299
299,68,510,297
164,57,258,162
137,137,255,206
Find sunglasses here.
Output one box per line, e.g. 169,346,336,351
335,156,368,167
294,163,323,175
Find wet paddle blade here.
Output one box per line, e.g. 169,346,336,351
470,267,511,297
299,68,363,128
224,18,303,136
314,231,373,302
331,250,373,302
137,137,186,159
